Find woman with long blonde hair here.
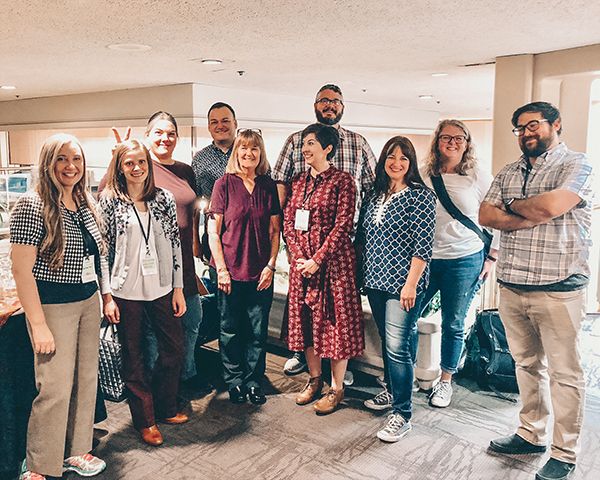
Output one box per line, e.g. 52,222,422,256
11,134,114,479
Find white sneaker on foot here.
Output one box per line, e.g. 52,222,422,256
429,380,453,408
343,370,354,386
63,454,106,477
377,413,412,442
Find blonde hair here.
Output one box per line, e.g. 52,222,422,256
36,133,103,269
102,140,157,203
225,130,269,176
425,119,477,176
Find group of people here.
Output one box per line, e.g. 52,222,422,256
9,82,593,480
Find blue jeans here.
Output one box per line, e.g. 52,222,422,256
419,249,484,374
367,289,423,420
144,293,203,381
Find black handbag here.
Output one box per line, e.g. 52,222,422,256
98,323,126,402
430,175,492,255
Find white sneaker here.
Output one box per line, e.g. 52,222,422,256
364,389,392,411
63,454,106,477
377,413,412,442
283,352,307,376
343,370,354,386
429,380,453,408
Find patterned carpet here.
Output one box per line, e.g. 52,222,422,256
88,344,600,480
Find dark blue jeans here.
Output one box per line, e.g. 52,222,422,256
367,289,423,420
419,249,484,374
218,280,273,390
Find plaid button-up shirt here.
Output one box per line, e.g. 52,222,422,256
483,143,594,286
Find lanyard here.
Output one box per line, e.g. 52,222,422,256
301,173,321,208
131,204,152,252
63,201,90,256
522,159,533,196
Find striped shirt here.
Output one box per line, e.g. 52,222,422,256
483,143,594,286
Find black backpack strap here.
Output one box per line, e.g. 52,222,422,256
430,175,492,249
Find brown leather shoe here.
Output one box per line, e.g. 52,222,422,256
159,412,189,425
313,388,344,415
296,376,324,405
140,425,163,446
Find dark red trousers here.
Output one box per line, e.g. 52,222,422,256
114,292,184,430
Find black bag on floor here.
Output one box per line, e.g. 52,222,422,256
464,309,519,401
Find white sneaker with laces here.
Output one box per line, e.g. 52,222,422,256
343,370,354,386
377,413,412,442
364,389,392,411
429,380,453,408
376,374,386,388
63,454,106,477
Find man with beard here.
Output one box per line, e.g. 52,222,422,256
273,84,377,376
479,102,594,480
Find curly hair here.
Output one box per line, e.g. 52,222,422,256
424,119,477,177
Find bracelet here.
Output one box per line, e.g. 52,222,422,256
266,264,276,272
486,255,497,262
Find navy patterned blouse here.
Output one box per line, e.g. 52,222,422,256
357,186,437,295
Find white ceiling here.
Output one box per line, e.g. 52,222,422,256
1,0,600,119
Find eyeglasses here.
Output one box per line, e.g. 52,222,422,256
315,98,343,107
438,134,467,145
236,128,262,136
511,119,550,136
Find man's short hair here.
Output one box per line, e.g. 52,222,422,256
315,84,343,100
512,101,562,135
208,102,236,119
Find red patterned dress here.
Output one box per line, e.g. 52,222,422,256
284,167,364,359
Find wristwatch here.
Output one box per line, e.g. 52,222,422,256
504,198,516,214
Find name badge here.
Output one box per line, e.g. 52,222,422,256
81,255,96,283
295,209,310,231
141,249,159,276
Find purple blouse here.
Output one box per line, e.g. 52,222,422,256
210,173,281,281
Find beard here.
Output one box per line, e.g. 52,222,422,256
519,135,553,158
315,108,343,126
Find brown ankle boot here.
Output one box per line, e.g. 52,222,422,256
296,376,324,405
313,387,344,415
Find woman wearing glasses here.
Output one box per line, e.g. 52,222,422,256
419,120,498,408
208,129,281,405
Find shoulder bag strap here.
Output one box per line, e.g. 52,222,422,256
430,175,491,248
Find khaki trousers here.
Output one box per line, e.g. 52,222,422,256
26,293,101,477
498,285,586,464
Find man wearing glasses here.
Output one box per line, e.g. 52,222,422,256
480,102,594,480
273,84,377,377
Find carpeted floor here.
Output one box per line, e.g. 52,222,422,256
87,344,600,480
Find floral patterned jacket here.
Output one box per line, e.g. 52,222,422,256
98,188,183,292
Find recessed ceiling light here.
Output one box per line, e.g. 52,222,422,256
201,59,223,65
1,85,16,90
431,73,448,77
418,94,434,100
107,43,152,52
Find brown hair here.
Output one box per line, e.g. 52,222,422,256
102,140,157,202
